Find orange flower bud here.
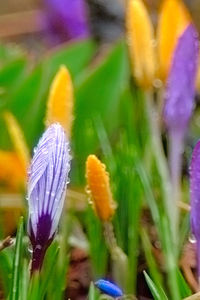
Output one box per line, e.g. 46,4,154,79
86,155,116,221
45,65,74,137
157,0,191,81
126,0,155,89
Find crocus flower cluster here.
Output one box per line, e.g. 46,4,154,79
43,0,90,44
86,154,116,222
27,123,70,272
126,0,190,89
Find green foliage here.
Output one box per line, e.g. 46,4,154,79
144,271,168,300
9,217,24,300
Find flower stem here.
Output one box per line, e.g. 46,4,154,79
145,92,177,245
168,129,184,235
31,245,48,274
103,221,128,292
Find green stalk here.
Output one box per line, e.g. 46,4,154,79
145,92,177,247
103,221,128,292
9,217,24,300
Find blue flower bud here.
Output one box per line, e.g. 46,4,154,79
95,279,123,298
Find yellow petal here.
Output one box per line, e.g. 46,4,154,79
126,0,155,89
0,151,26,192
86,155,116,221
157,0,191,81
45,65,74,137
4,111,30,172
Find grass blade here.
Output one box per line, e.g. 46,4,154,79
9,216,24,300
144,271,168,300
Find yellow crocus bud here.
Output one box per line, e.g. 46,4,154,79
45,65,74,137
86,155,116,221
126,0,155,89
4,111,29,172
157,0,191,81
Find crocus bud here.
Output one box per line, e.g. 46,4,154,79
43,0,90,44
86,155,116,221
164,24,199,132
95,279,123,298
157,0,191,81
190,140,200,280
27,123,71,273
126,0,155,89
45,66,74,137
4,111,30,173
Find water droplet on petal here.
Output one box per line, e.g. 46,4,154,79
189,234,196,244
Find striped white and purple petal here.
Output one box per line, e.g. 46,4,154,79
27,123,70,272
164,24,199,132
190,140,200,280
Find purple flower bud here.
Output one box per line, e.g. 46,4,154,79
27,123,70,272
190,140,200,280
95,279,123,298
42,0,90,44
164,24,199,132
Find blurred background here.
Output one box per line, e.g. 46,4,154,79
1,0,200,51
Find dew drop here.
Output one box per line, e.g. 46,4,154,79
153,78,163,89
28,246,33,254
189,234,196,244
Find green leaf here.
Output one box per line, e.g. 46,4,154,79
43,39,96,82
144,271,168,300
159,215,180,300
0,58,27,89
27,272,40,300
141,228,164,293
73,41,129,183
9,216,24,300
88,282,99,300
39,242,59,299
0,249,13,295
85,206,108,277
176,269,192,298
20,259,29,300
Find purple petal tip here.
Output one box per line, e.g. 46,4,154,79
164,24,199,132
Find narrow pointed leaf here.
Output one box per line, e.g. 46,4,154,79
9,217,24,300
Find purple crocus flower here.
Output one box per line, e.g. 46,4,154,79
95,279,123,298
43,0,90,44
190,140,200,281
164,24,199,133
27,123,70,273
163,24,199,234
